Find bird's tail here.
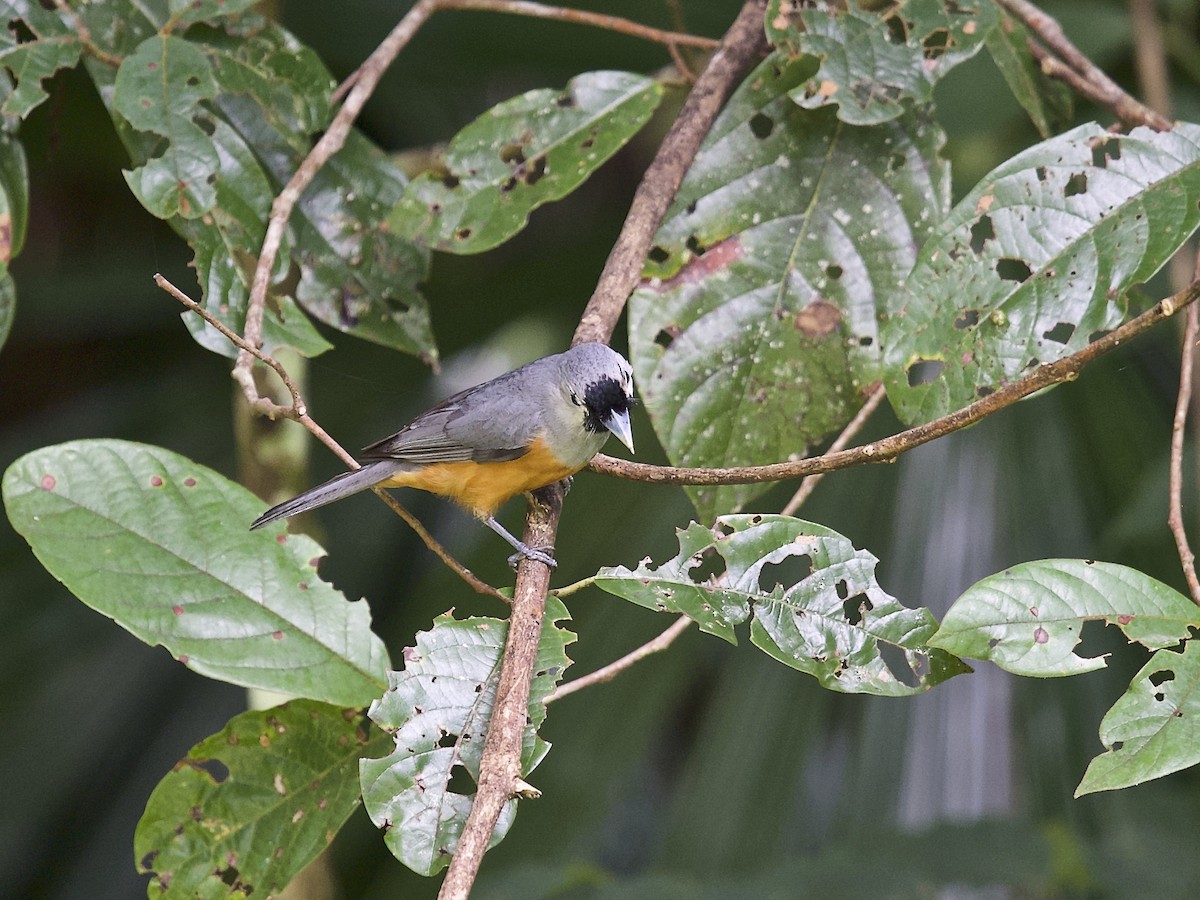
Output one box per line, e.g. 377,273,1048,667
250,462,398,530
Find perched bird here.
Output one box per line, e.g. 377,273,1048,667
251,342,635,567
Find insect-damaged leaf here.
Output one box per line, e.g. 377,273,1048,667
3,440,390,706
929,559,1200,677
391,70,663,254
136,700,387,897
82,4,435,362
596,515,968,696
360,599,574,876
1076,641,1200,796
884,122,1200,425
0,2,83,119
765,0,997,126
629,54,949,520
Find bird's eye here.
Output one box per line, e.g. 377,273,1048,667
570,391,581,406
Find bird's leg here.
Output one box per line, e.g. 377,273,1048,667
483,516,557,569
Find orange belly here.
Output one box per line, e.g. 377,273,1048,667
376,436,581,518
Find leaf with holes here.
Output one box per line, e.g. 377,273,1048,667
596,515,968,695
985,12,1072,139
0,2,82,119
3,440,389,705
1075,641,1200,796
883,122,1200,425
629,54,949,520
136,700,389,897
113,35,222,219
360,598,574,876
929,560,1200,677
391,70,663,254
166,0,260,29
85,9,434,362
766,0,997,126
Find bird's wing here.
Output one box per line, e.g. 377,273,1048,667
359,374,538,464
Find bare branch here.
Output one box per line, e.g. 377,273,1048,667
545,615,692,704
780,383,887,516
238,0,440,409
442,3,770,896
156,274,507,602
995,0,1172,130
590,280,1200,486
1169,301,1200,605
574,0,769,346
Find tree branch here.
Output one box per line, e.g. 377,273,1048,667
589,280,1200,486
545,614,692,704
574,0,769,346
994,0,1172,130
1169,301,1200,605
441,2,769,896
155,274,507,603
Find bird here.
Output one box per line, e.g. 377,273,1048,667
250,342,635,567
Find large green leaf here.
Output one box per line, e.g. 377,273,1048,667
0,130,25,353
391,70,663,254
0,2,82,119
765,0,997,126
360,599,574,876
3,440,389,705
1076,641,1200,796
136,700,389,897
930,559,1200,677
113,35,221,219
629,54,949,520
985,12,1072,139
595,515,968,696
884,122,1200,425
77,5,434,361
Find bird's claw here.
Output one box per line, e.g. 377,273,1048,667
508,545,557,570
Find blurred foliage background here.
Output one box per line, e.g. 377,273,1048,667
3,1,1200,897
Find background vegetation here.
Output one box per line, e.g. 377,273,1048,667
4,0,1200,897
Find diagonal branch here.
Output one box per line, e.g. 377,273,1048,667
439,3,770,897
589,279,1200,486
1169,300,1200,605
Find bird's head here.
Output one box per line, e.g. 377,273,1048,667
561,343,635,453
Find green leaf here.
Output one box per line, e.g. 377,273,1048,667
766,0,997,126
165,0,260,30
1076,641,1200,796
595,515,968,695
3,440,389,705
930,560,1200,677
883,122,1200,425
136,700,388,897
113,35,221,219
0,272,13,353
629,54,949,520
0,130,26,352
391,70,663,254
985,13,1073,139
360,598,574,876
0,3,82,120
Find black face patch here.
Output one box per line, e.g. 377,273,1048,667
582,375,630,433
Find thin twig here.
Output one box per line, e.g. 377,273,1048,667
156,274,507,602
1169,302,1200,605
545,614,692,704
52,0,122,67
574,0,769,346
781,383,887,516
437,0,719,49
995,0,1172,130
441,3,770,896
590,280,1200,486
238,0,440,415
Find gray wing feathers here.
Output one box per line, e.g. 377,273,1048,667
250,461,403,529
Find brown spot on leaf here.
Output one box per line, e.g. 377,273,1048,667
40,474,56,491
151,476,163,487
1117,614,1134,625
976,194,995,214
184,477,197,487
794,300,842,337
173,605,184,616
1034,626,1049,644
651,235,743,292
273,630,284,640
